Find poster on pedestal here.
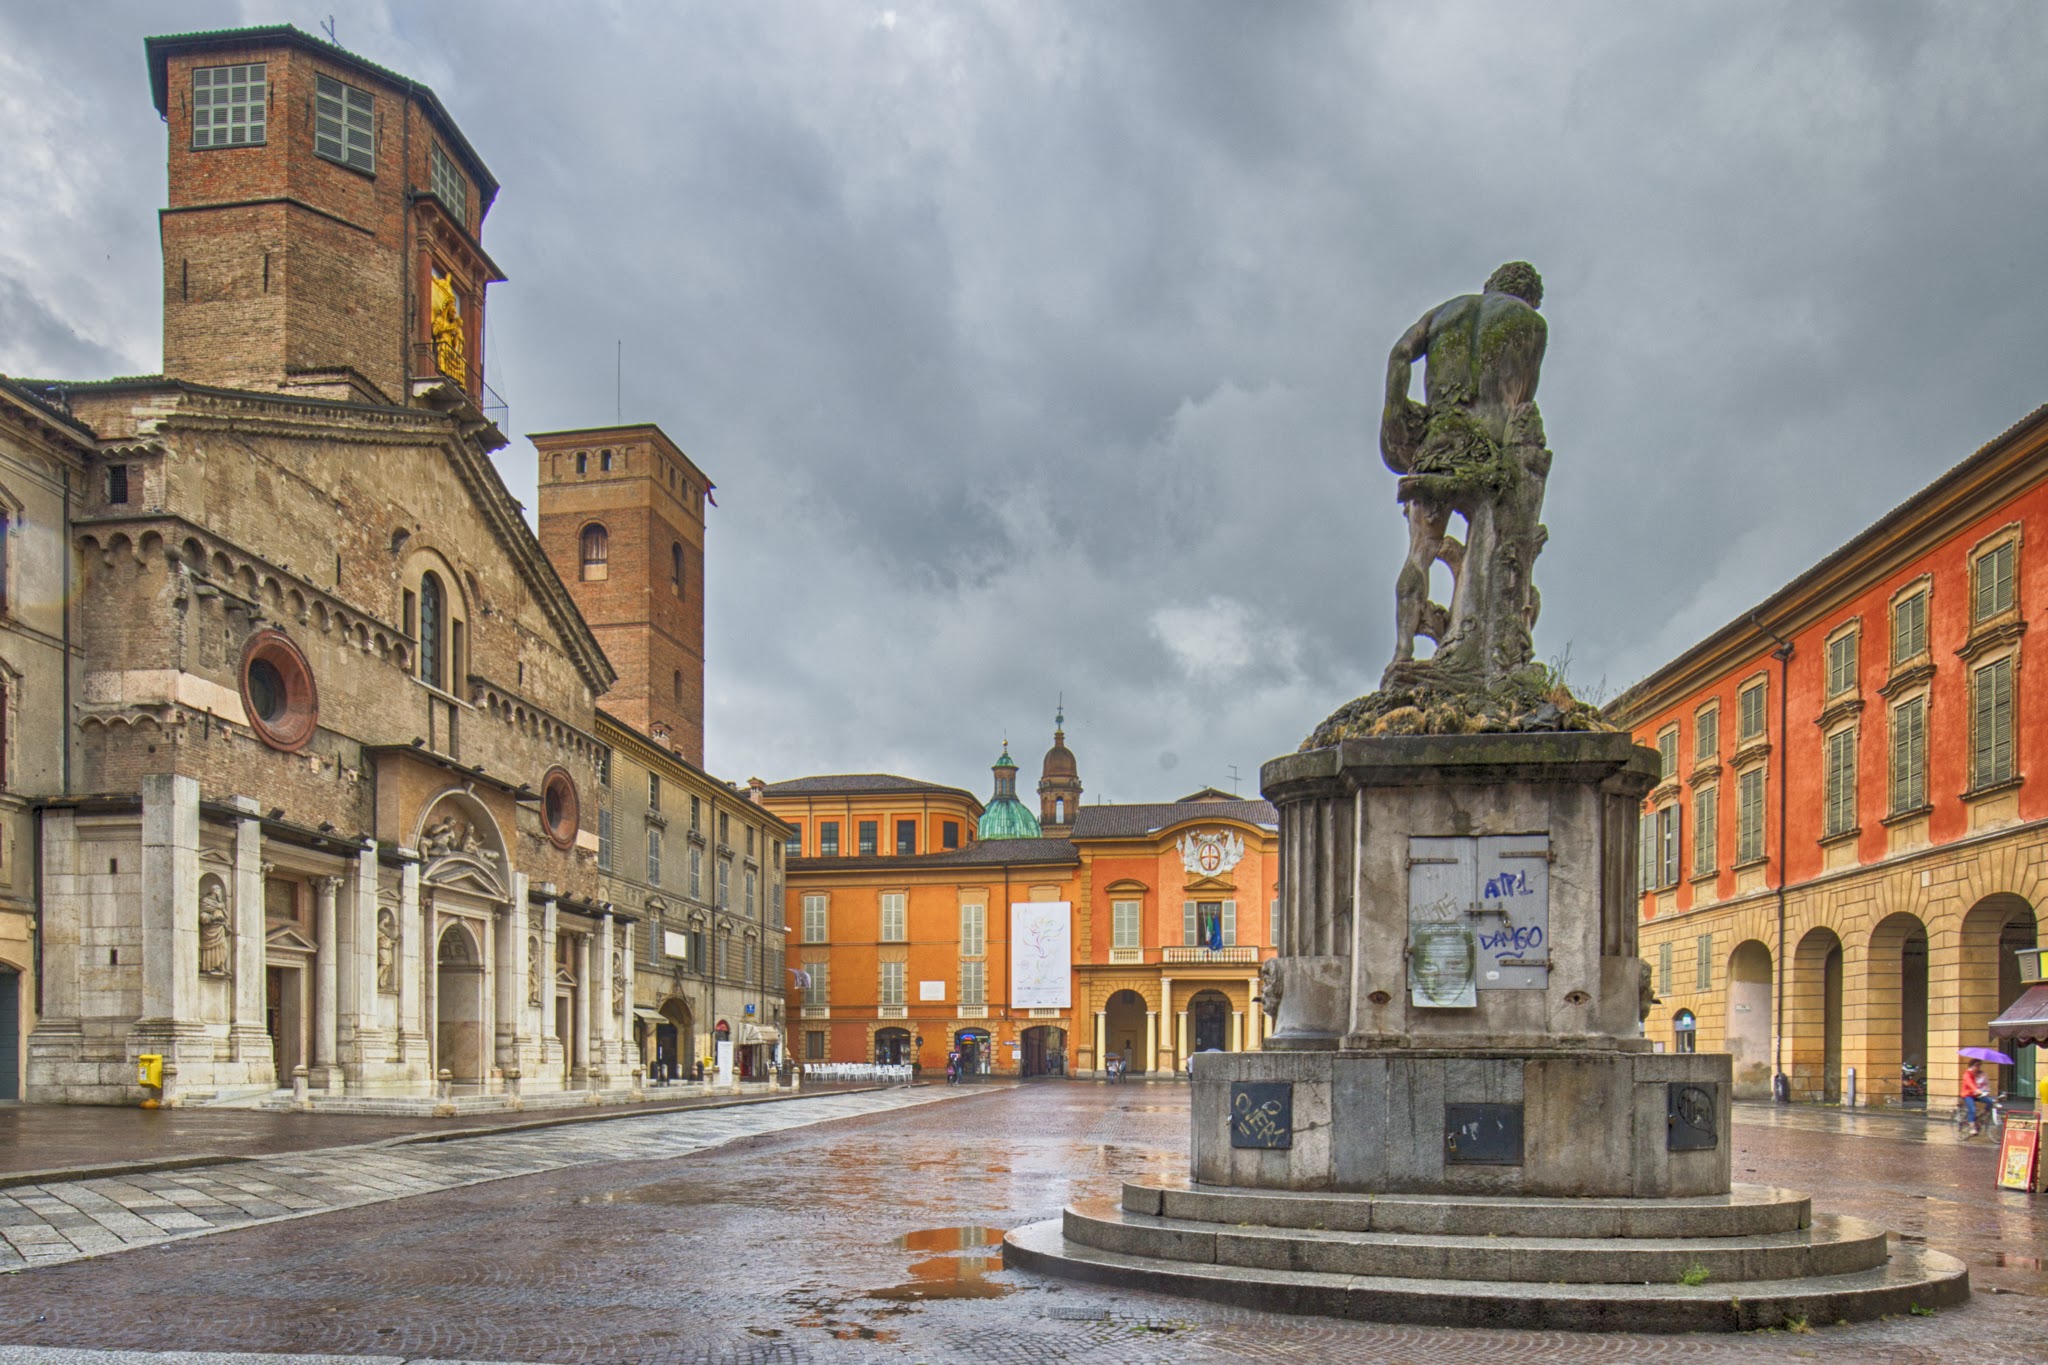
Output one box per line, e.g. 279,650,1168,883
1996,1113,2040,1192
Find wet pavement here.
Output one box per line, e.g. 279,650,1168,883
0,1083,2039,1363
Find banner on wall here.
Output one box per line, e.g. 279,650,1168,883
1011,902,1072,1009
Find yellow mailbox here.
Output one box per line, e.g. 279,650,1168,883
137,1054,163,1089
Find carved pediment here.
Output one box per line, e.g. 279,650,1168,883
422,852,508,902
266,924,318,955
1183,873,1237,893
556,966,576,987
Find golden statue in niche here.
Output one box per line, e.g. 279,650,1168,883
430,268,467,382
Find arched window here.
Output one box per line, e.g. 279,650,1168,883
600,448,613,472
1673,1008,1698,1054
1055,797,1066,824
575,451,587,474
671,542,684,597
672,669,682,702
580,523,609,581
418,572,445,688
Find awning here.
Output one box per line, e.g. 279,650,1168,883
633,1008,670,1024
1989,984,2048,1047
740,1024,780,1045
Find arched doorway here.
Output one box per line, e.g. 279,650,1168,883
1868,912,1929,1107
1791,927,1843,1102
954,1028,990,1076
1189,989,1230,1054
875,1026,912,1065
1672,1008,1697,1054
1962,894,2038,1100
1021,1025,1066,1077
1105,988,1148,1075
1726,940,1773,1098
656,996,692,1082
435,921,486,1084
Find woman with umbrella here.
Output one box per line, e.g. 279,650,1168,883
1957,1046,2014,1137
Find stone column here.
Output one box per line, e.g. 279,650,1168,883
1144,1010,1157,1075
139,774,201,1032
398,857,424,1066
1231,1009,1244,1052
1176,1009,1190,1068
573,931,592,1081
228,798,269,1072
497,872,530,1080
621,921,637,1072
345,840,382,1080
1093,1009,1106,1075
540,889,560,1050
26,808,85,1098
595,911,616,1081
312,875,341,1088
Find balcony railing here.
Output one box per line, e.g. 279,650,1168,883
1108,947,1144,965
1161,945,1260,965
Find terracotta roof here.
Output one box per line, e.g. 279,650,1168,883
789,837,1076,871
1069,800,1277,838
762,773,977,802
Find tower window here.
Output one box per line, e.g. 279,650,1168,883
600,449,614,471
191,64,266,148
672,669,682,702
107,465,129,505
671,543,684,597
429,142,467,220
418,572,445,688
580,523,608,581
313,74,375,173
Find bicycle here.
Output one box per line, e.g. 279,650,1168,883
1951,1092,2006,1137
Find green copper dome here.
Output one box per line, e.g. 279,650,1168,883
978,739,1041,838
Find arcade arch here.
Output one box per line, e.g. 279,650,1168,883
1725,939,1773,1098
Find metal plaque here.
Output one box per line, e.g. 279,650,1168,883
1473,834,1551,990
1408,838,1479,1007
1230,1081,1293,1149
1666,1082,1719,1151
1408,834,1550,1000
1445,1102,1524,1164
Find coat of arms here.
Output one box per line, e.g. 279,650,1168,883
1178,829,1245,877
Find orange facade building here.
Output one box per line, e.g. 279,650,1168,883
768,725,1280,1076
1613,406,2046,1107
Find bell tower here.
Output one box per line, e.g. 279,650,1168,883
1038,703,1082,836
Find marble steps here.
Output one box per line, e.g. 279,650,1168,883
1124,1176,1812,1239
1004,1215,1971,1333
1064,1196,1888,1284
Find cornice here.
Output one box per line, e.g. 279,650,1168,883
1878,660,1937,699
1815,696,1866,730
1956,618,2026,664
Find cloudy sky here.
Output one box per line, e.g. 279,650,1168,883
4,2,2045,805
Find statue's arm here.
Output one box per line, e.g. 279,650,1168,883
1380,313,1433,473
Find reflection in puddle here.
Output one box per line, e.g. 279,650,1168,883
869,1251,1012,1301
892,1224,1004,1252
1996,1252,2043,1269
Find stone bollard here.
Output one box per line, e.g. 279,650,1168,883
292,1064,310,1110
433,1068,456,1117
504,1067,524,1111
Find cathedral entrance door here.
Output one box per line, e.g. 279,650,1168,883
1191,991,1229,1053
265,965,305,1084
435,921,487,1084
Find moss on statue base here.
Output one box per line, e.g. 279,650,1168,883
1302,661,1612,751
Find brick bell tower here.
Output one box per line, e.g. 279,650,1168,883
533,426,710,765
146,26,504,409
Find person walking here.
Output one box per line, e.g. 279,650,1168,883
1960,1059,1990,1136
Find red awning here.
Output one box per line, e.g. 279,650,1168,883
1988,984,2048,1047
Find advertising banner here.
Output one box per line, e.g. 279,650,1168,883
1011,902,1072,1009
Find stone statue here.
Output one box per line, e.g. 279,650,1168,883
612,949,627,1000
420,814,460,859
197,883,231,977
1380,261,1550,691
1258,955,1283,1021
376,908,398,994
528,934,542,1007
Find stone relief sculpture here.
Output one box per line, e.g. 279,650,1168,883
528,934,542,1007
197,881,231,977
421,814,461,859
612,949,627,1000
1257,955,1284,1020
376,908,398,994
1304,261,1609,746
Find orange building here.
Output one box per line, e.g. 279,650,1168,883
1612,405,2046,1107
768,722,1281,1077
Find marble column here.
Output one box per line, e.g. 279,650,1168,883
1144,1011,1158,1075
573,931,592,1081
1231,1009,1244,1052
138,774,201,1033
1094,1009,1106,1075
228,799,269,1072
398,857,423,1065
621,920,637,1072
540,890,559,1048
595,911,616,1079
1176,1010,1190,1069
496,872,529,1078
312,875,341,1087
346,839,382,1078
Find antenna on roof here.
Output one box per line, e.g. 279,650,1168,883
321,15,337,42
1227,764,1240,795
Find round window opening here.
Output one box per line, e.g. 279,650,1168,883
541,766,579,850
239,630,318,752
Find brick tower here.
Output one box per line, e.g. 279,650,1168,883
147,26,503,408
1038,705,1082,836
534,426,709,764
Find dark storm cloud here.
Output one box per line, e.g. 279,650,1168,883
6,2,2047,800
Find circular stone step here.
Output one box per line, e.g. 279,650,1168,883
1124,1177,1811,1240
1065,1198,1888,1284
1004,1217,1970,1334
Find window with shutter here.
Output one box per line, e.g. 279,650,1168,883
1112,900,1140,949
1892,590,1928,662
1972,657,2015,788
1974,541,2016,623
1823,728,1858,836
960,903,985,956
1692,786,1717,877
1695,707,1718,764
1695,934,1713,990
881,893,906,942
1222,899,1237,946
1658,941,1673,995
1738,681,1767,742
1890,697,1927,813
1825,630,1858,698
1737,767,1766,863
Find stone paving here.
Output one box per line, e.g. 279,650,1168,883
0,1083,2039,1363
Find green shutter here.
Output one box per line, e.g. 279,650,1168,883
1222,899,1237,946
1183,900,1196,946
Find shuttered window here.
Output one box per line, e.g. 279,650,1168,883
1738,681,1766,742
1695,934,1713,991
960,960,986,1006
1972,657,2015,789
1658,941,1673,995
1111,900,1140,949
1737,767,1766,864
1890,697,1928,813
881,893,907,942
1825,631,1858,697
1974,541,2016,623
1892,590,1928,662
1657,727,1678,778
1823,728,1858,836
803,958,828,1005
803,894,827,943
1656,805,1680,888
960,903,985,956
879,961,905,1005
596,808,613,871
1694,707,1718,764
1692,785,1717,877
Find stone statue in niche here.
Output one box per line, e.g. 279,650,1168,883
197,882,231,977
420,814,460,859
612,949,627,1000
528,935,542,1007
430,268,466,383
376,908,398,994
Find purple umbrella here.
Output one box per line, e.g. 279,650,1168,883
1958,1046,2016,1066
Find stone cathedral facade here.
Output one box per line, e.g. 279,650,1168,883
19,26,648,1103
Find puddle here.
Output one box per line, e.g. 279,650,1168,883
1996,1252,2043,1269
869,1251,1013,1301
892,1224,1004,1252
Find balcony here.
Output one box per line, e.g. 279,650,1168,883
878,1005,908,1019
1108,947,1144,965
1162,945,1260,966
